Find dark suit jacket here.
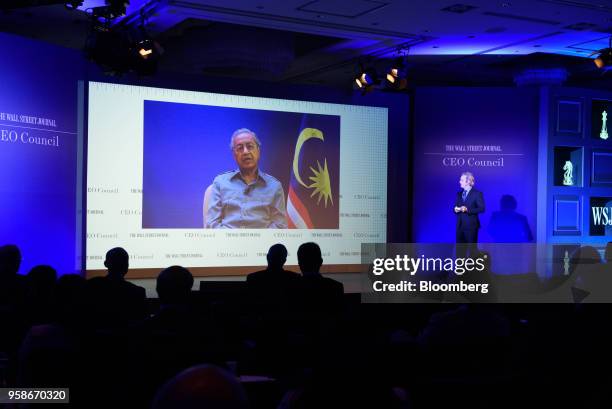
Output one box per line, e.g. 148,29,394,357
246,268,302,311
86,276,148,325
301,274,344,313
455,188,485,231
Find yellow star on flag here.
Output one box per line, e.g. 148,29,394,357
308,159,333,207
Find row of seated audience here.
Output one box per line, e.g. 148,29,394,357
1,242,612,408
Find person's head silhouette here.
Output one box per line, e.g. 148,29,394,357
0,244,21,278
27,265,57,287
266,244,287,270
104,247,129,279
156,265,194,305
153,364,248,409
297,242,323,275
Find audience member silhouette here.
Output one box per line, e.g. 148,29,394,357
17,276,85,400
27,265,57,285
152,364,249,409
246,244,301,311
297,242,344,314
105,247,147,306
244,244,302,375
54,274,87,327
155,265,195,309
86,247,147,325
139,266,218,402
25,265,57,325
278,356,406,409
0,244,26,305
0,245,27,386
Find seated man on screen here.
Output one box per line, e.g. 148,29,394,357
205,128,287,228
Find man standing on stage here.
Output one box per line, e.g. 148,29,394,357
454,171,485,258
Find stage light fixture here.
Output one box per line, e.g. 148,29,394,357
91,0,129,20
85,26,132,75
594,48,612,70
593,36,612,70
386,68,398,84
134,35,163,61
138,43,153,58
131,39,163,75
64,1,83,10
384,49,409,90
108,0,129,18
354,67,378,91
129,24,164,75
85,6,163,77
385,64,407,90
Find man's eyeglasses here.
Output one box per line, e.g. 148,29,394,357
233,143,258,153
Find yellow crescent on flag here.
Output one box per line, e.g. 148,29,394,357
292,127,334,208
292,128,324,187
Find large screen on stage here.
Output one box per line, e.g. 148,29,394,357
86,82,387,273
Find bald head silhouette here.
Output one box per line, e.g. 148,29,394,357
0,244,21,277
152,364,249,409
266,244,288,270
104,247,129,278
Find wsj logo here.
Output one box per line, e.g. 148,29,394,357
592,207,612,226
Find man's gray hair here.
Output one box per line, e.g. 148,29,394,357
229,128,262,149
461,171,475,185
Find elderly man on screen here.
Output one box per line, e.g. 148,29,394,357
204,128,288,229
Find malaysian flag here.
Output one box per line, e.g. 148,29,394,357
286,114,340,229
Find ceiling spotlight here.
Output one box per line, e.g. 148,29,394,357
354,67,378,91
136,38,158,59
385,61,407,90
132,41,163,75
385,49,409,90
130,26,164,75
593,36,612,70
138,45,153,58
108,0,129,18
91,0,129,20
386,68,398,83
85,26,133,75
84,4,163,77
594,48,612,70
64,1,83,10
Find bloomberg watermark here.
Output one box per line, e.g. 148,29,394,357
361,243,612,303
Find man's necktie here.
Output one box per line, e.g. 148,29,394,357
462,190,467,202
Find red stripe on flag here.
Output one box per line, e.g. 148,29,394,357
288,186,314,229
